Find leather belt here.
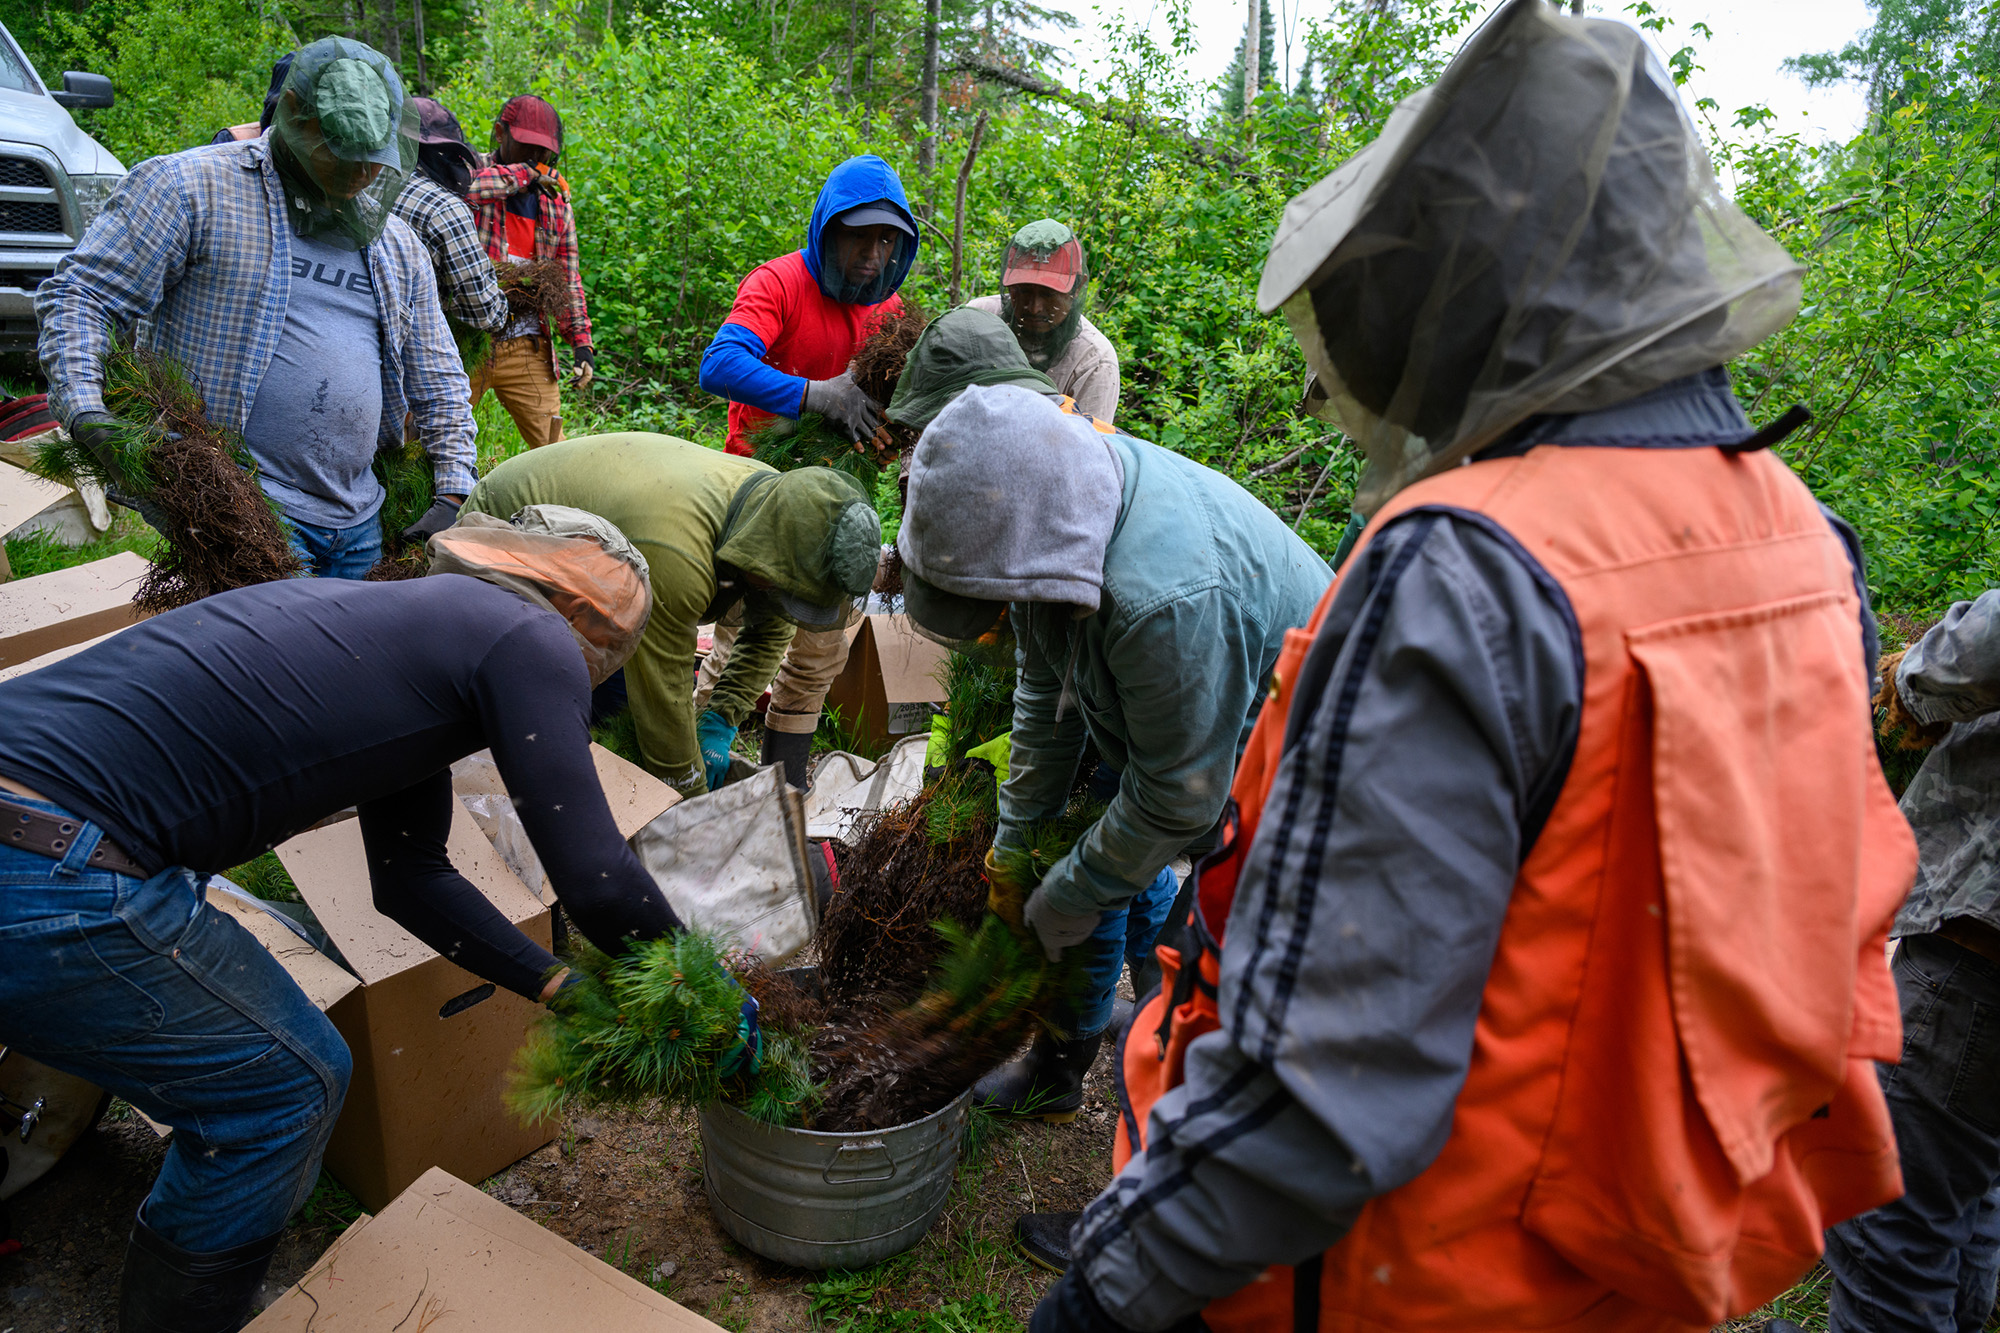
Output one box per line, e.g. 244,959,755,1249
1939,915,2000,970
0,795,148,878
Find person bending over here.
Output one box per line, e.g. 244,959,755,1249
0,510,684,1332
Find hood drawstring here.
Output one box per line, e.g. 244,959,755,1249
1054,609,1088,723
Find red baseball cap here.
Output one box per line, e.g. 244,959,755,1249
499,94,562,153
1001,236,1085,293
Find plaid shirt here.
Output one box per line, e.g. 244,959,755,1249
466,163,592,350
35,136,478,499
392,173,508,334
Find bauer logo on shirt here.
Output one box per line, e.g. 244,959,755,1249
291,256,374,295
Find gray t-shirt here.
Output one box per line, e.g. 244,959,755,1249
243,232,386,529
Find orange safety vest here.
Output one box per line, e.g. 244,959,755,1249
1116,444,1916,1332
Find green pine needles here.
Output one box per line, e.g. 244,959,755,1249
31,344,302,610
750,414,892,493
507,932,819,1129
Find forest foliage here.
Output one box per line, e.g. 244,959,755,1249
3,0,1995,618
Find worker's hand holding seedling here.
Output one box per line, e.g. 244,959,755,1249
803,369,884,443
986,845,1097,961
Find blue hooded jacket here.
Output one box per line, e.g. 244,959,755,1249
699,155,919,419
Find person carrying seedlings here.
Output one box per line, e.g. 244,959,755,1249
391,96,507,338
462,432,882,797
0,511,727,1333
966,219,1120,424
897,383,1332,1256
36,36,477,578
464,93,594,448
1802,589,2000,1333
1040,5,1919,1331
694,154,920,788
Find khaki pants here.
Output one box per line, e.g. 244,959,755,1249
695,604,854,735
471,335,563,448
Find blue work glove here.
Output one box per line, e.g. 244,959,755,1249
717,987,763,1079
696,709,738,791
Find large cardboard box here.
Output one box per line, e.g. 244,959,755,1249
0,625,131,683
0,550,149,667
247,1167,723,1331
823,613,950,753
275,803,556,1211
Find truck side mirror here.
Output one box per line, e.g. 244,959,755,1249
51,72,114,110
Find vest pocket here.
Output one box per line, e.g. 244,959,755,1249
1522,591,1880,1321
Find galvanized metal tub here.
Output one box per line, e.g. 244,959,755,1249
698,1088,972,1269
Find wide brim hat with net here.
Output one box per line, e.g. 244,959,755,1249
1257,0,1801,516
427,505,653,687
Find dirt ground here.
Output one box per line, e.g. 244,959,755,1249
0,1040,1120,1333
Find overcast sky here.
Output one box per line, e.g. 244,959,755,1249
1054,0,1879,145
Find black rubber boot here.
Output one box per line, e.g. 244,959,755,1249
972,1029,1104,1122
119,1213,282,1333
1016,1210,1080,1274
761,727,814,792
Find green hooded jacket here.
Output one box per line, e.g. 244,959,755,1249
887,306,1056,431
465,433,876,794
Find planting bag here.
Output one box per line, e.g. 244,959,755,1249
804,734,929,842
631,764,818,964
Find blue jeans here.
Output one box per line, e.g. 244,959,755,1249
1060,866,1179,1040
0,796,351,1252
284,513,382,580
1825,932,2000,1332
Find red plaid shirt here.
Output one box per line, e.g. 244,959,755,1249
465,163,592,350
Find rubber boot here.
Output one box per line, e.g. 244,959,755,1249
119,1213,282,1333
761,727,814,792
972,1029,1104,1122
1016,1210,1080,1273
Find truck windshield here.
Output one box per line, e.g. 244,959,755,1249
0,34,39,94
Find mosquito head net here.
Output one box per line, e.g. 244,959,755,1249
1258,0,1801,515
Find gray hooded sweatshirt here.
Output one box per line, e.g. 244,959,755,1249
899,384,1332,919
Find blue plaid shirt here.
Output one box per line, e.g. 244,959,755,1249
36,135,478,501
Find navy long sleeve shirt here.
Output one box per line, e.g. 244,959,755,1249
0,576,680,998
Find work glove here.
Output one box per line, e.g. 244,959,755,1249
105,486,174,539
1029,1266,1161,1333
802,369,884,444
527,163,569,199
984,845,1037,930
1023,885,1101,962
696,709,739,792
571,344,596,391
399,495,462,546
716,987,763,1079
67,410,127,482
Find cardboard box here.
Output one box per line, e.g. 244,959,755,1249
0,550,149,667
823,613,950,752
590,742,681,838
247,1167,723,1331
0,458,75,543
0,625,130,683
275,803,556,1211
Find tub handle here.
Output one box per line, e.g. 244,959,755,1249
824,1139,896,1184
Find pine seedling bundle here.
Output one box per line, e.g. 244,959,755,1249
31,344,301,610
365,439,435,580
750,304,928,493
507,932,819,1128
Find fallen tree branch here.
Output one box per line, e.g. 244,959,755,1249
948,58,1246,168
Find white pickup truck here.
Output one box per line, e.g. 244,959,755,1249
0,21,123,368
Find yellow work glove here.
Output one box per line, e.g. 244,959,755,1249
983,845,1038,931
